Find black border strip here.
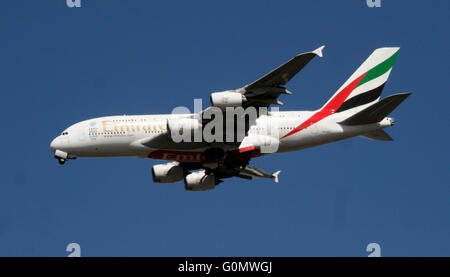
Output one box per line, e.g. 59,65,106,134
336,83,386,113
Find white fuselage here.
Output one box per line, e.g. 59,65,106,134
50,110,392,163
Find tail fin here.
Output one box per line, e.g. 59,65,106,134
321,47,400,114
281,47,403,140
340,93,411,125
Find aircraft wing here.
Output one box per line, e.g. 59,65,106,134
196,46,325,147
181,161,281,184
233,166,281,183
241,45,324,108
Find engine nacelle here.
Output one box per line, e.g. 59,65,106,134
167,118,202,142
210,91,244,108
184,171,216,191
152,162,184,183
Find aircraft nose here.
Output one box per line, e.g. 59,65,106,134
50,134,70,152
50,137,58,152
50,136,67,152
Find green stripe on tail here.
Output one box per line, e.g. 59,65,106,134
357,50,399,88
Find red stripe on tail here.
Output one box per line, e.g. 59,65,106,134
282,72,367,139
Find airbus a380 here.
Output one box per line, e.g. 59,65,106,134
50,46,410,191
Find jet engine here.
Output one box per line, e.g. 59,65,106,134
184,171,216,191
167,118,202,142
152,162,184,183
210,91,246,108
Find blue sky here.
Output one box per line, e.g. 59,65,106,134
0,0,449,256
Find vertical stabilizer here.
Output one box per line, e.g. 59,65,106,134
323,47,400,114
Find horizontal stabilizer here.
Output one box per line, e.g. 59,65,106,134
361,129,393,141
340,93,411,125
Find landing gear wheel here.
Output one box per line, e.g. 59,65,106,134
58,158,66,165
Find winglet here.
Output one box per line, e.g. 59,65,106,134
313,45,325,58
272,170,281,183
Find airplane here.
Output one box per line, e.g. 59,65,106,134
50,46,410,191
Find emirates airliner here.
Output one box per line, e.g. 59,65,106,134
50,46,410,191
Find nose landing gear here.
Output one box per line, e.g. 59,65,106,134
53,149,72,165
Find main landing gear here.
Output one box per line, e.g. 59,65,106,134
203,147,225,161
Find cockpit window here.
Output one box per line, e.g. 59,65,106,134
61,132,69,135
